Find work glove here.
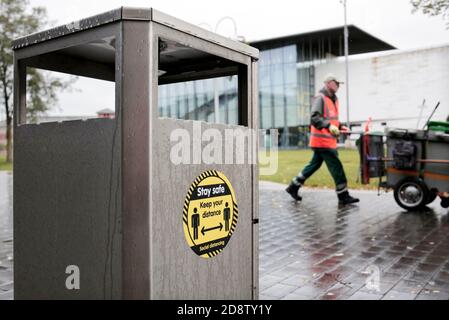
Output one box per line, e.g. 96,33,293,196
329,124,340,137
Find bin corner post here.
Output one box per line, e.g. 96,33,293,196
12,49,26,301
121,19,151,300
251,58,260,300
13,54,27,128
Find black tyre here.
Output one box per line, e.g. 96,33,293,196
393,177,429,211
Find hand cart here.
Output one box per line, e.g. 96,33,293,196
357,115,449,211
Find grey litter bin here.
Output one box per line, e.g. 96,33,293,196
13,7,259,300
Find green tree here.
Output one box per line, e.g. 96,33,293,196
0,0,73,163
411,0,449,27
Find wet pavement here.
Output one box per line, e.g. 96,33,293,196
1,171,448,300
0,172,13,300
259,181,449,300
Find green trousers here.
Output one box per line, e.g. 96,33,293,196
293,148,348,193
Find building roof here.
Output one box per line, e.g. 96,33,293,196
249,25,396,56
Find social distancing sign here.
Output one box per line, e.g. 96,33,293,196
183,170,238,258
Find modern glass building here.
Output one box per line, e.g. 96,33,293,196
158,25,394,147
257,44,314,148
158,75,239,125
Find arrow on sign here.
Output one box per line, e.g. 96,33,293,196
201,223,223,236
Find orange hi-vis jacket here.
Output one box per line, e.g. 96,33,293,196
309,93,340,149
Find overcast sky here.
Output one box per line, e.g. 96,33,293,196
30,0,449,49
8,0,449,119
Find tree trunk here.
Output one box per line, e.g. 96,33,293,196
5,116,12,163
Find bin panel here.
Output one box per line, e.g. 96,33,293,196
151,118,254,299
14,119,122,299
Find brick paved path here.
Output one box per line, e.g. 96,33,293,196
0,172,13,300
1,172,449,300
259,181,449,300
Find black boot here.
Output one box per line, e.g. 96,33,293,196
441,197,449,209
286,183,302,201
338,191,359,205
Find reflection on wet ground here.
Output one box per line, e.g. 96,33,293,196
0,172,13,300
259,181,449,300
1,173,448,300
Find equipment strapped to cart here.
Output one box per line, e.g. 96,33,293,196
357,116,449,211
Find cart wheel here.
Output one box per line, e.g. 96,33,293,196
426,190,438,204
394,177,429,211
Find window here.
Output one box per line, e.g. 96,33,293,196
19,36,116,124
158,38,243,125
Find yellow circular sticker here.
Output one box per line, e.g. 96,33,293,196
183,170,238,258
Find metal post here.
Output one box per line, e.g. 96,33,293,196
416,99,426,129
341,0,350,128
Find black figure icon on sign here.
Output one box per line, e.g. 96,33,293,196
223,202,231,232
192,208,200,240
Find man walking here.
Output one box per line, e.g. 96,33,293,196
286,74,360,206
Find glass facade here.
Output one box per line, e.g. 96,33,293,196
259,45,314,148
158,43,316,148
158,76,239,125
